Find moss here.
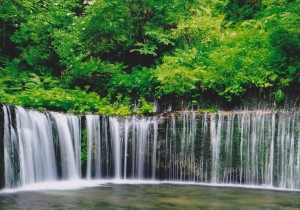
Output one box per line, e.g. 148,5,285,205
198,108,218,113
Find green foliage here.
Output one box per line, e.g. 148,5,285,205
205,28,274,101
108,67,157,101
2,87,100,113
81,129,88,165
136,98,154,115
198,109,218,113
63,59,124,96
155,48,204,97
81,0,199,66
0,0,299,112
224,0,263,22
0,63,111,114
10,0,82,75
274,89,285,103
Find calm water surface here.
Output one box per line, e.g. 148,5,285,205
0,184,300,210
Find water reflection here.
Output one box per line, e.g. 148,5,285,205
1,184,300,209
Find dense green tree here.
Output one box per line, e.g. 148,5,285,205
81,0,200,66
10,0,83,76
0,0,299,113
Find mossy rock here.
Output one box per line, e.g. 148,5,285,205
198,108,218,113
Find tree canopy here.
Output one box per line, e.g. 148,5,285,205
0,0,299,114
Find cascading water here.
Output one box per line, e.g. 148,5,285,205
86,115,100,179
2,105,81,188
109,117,122,179
51,112,81,180
3,105,19,188
1,105,300,190
6,106,58,187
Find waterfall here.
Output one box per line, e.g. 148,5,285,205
109,117,122,179
210,113,223,183
52,112,81,180
2,105,81,188
3,106,58,187
86,115,101,179
16,106,58,185
3,105,19,188
152,118,158,179
81,116,159,180
124,118,130,179
2,105,300,190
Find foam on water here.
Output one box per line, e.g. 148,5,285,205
1,179,300,194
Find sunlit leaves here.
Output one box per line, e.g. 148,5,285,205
155,49,203,97
206,28,274,101
130,43,158,56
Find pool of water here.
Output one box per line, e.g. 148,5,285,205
1,182,300,209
